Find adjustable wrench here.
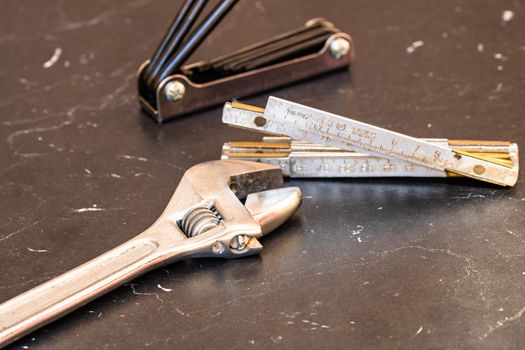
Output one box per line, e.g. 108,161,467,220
0,160,302,347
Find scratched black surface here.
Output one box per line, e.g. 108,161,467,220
1,0,524,349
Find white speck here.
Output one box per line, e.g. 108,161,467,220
254,1,265,12
84,168,92,175
249,340,255,344
119,155,148,162
37,136,43,141
497,65,503,71
43,47,62,68
72,207,106,213
92,204,97,207
427,123,432,128
110,173,122,179
415,325,423,335
349,321,356,324
22,346,28,349
477,43,484,52
357,237,362,243
270,336,282,343
126,283,162,302
157,284,172,292
406,40,424,54
494,53,507,61
494,83,503,92
27,247,48,253
175,308,189,316
499,308,505,311
377,206,383,210
502,10,514,22
522,272,525,275
350,225,364,236
362,281,370,285
64,60,70,68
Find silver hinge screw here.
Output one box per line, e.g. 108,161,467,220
329,38,350,59
164,81,185,101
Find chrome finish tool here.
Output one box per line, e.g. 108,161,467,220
0,160,302,347
222,98,519,186
138,0,353,122
222,136,518,179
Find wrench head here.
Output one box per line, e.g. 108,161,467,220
156,160,301,259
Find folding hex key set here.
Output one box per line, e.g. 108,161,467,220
137,0,353,122
222,97,519,186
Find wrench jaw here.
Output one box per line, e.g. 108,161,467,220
245,187,303,236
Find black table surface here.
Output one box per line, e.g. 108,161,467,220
1,0,524,349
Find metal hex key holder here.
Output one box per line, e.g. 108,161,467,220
0,160,302,347
137,0,354,123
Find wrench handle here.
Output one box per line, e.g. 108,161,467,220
0,237,162,347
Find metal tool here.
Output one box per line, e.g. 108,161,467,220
222,136,519,178
0,160,302,347
138,5,353,122
222,98,519,186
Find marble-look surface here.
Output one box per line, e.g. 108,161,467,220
1,0,524,349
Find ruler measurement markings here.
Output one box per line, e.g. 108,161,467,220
279,112,444,170
265,100,443,169
264,97,516,186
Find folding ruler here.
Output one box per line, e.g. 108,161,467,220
222,97,519,186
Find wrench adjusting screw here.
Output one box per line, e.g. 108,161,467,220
230,235,250,251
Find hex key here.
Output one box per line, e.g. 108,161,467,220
153,0,238,88
143,0,196,83
146,0,208,87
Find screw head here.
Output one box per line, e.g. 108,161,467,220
211,241,225,254
164,81,185,101
329,38,350,59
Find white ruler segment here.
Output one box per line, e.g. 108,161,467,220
222,97,518,186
